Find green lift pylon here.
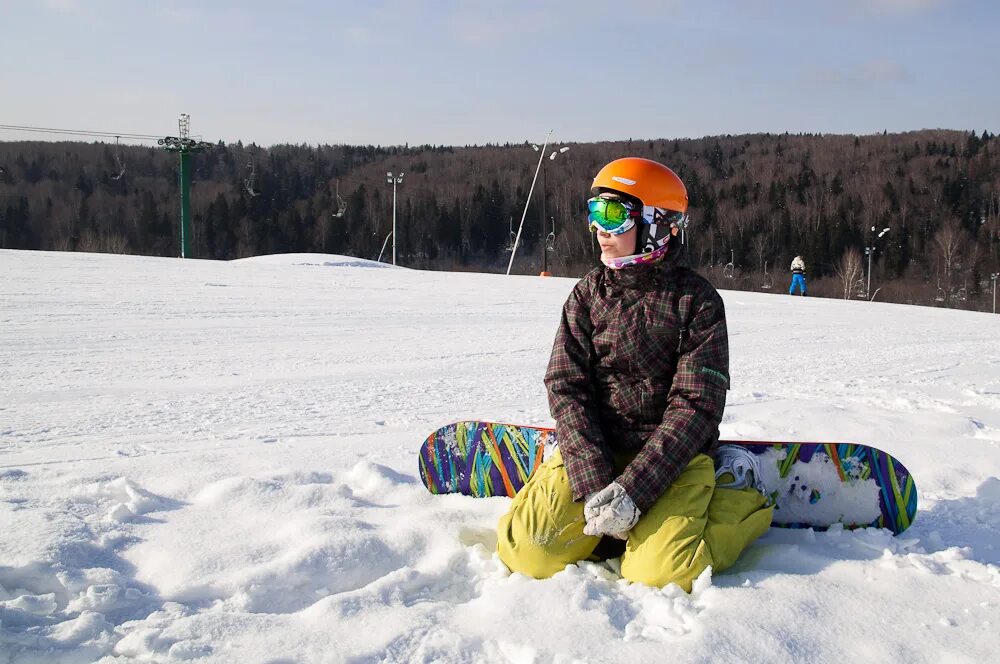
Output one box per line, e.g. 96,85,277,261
158,114,214,258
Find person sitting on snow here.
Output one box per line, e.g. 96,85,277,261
789,255,807,296
496,157,773,591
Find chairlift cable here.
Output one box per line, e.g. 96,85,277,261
0,123,162,141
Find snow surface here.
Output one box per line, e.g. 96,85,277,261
2,248,1000,663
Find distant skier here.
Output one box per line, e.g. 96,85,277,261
789,255,807,296
496,158,773,592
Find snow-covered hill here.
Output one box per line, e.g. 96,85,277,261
2,249,999,663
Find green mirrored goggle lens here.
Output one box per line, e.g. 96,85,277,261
587,197,638,235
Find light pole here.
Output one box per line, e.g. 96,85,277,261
386,171,404,266
992,272,999,314
507,130,552,276
865,226,891,300
532,144,570,276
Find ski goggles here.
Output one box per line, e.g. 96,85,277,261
587,197,641,235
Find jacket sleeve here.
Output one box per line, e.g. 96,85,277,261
615,288,730,512
544,283,615,501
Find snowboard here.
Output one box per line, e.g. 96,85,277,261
419,421,917,535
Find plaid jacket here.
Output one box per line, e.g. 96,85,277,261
543,259,730,512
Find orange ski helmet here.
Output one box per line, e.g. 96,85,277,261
591,157,688,213
591,157,689,269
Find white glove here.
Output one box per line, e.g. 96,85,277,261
582,482,640,540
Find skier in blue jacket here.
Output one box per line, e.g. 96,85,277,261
789,256,807,296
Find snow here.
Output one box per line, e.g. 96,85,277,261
2,248,999,663
755,447,883,527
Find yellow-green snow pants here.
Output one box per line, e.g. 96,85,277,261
496,449,773,592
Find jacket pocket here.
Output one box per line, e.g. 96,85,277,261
642,320,680,378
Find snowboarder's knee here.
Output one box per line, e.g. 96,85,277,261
496,461,598,578
497,508,595,579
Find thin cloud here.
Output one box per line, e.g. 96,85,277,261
154,4,254,28
800,59,910,89
109,88,182,110
448,3,550,46
155,6,205,25
859,59,909,84
41,0,81,12
852,0,949,14
343,26,373,45
444,0,685,43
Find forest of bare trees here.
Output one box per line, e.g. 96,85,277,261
1,129,998,311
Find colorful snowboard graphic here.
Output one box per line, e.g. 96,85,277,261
419,421,917,535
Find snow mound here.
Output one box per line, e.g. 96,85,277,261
75,477,172,522
232,252,397,269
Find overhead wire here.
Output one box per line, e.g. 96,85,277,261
0,124,394,193
0,123,164,141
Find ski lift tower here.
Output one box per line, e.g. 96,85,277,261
159,113,214,258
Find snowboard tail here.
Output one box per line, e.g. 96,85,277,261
419,422,550,498
419,421,917,535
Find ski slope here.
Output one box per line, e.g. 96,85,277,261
2,249,999,663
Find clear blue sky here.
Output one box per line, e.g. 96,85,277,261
3,0,998,147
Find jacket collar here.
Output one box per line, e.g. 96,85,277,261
604,261,668,291
602,247,685,291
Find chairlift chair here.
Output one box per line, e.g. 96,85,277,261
333,178,347,218
244,158,261,197
110,137,126,181
935,279,946,303
723,250,736,279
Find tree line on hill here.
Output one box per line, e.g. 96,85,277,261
1,129,998,310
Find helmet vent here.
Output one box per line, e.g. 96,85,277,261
611,176,636,186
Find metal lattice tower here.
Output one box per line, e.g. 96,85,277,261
159,113,213,258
